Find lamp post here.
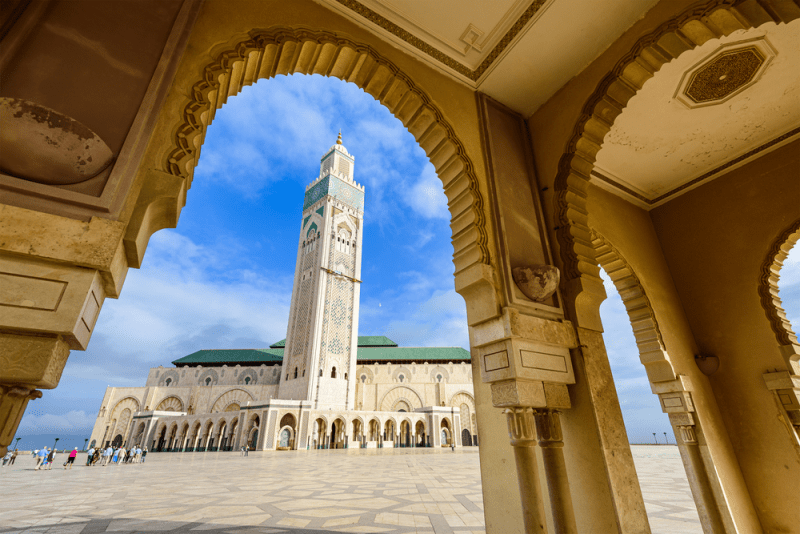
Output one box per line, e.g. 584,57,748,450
652,433,657,445
15,437,21,450
53,437,60,452
664,432,669,445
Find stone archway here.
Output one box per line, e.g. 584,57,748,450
553,2,798,298
759,219,800,450
128,27,491,279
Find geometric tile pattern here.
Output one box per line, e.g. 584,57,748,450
0,446,699,534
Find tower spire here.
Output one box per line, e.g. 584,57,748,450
336,130,342,145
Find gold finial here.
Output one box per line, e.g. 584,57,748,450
336,131,342,145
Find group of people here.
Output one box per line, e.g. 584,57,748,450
1,449,19,466
85,445,147,466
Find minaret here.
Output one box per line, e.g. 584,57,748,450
278,134,365,410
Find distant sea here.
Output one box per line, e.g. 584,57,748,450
10,433,93,452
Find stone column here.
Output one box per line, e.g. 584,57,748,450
0,333,72,456
670,416,725,533
503,407,548,534
533,409,577,534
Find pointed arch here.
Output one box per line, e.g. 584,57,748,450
759,219,800,368
132,27,489,274
553,1,798,290
591,231,677,384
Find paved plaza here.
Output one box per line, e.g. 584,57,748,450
0,446,700,534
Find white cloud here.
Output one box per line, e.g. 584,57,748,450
92,229,292,363
17,410,95,435
402,164,450,220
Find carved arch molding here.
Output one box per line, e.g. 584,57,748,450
592,232,678,384
554,0,799,283
759,220,800,354
160,27,489,273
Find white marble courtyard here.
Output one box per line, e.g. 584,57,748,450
0,446,700,534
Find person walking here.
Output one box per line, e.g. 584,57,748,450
2,451,10,466
65,448,77,469
86,446,95,466
117,447,126,465
46,448,56,470
35,447,48,470
141,447,147,463
102,446,113,466
91,449,100,466
9,449,18,466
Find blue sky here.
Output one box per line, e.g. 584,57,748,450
15,74,800,449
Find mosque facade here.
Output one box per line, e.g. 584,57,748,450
88,137,477,452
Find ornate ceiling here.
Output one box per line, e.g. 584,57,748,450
314,0,661,115
592,22,800,209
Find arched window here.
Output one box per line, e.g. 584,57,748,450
398,374,404,383
165,378,172,386
244,377,251,385
344,373,348,380
361,375,367,383
205,377,212,386
319,369,323,377
294,367,298,379
436,374,443,383
331,367,337,378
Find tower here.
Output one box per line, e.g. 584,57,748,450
278,134,365,410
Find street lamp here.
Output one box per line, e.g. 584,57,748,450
652,433,657,445
15,437,21,450
84,438,89,451
663,432,669,445
53,437,60,452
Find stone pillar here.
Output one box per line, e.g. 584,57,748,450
503,408,548,534
533,410,577,534
0,333,72,456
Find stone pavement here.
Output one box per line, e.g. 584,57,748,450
0,446,700,534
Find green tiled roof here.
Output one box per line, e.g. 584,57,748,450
173,348,284,366
172,344,469,367
269,336,397,349
356,346,469,362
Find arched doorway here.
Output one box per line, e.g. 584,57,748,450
462,428,472,447
277,413,297,450
112,434,123,448
313,418,327,450
415,421,427,447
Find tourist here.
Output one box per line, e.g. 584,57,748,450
65,448,77,469
91,449,100,466
102,446,113,466
117,446,126,464
141,447,147,463
46,448,56,470
86,446,95,466
9,449,18,466
2,451,10,466
34,447,47,470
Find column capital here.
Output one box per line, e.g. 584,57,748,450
503,407,537,447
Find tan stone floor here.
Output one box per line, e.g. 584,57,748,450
0,446,700,534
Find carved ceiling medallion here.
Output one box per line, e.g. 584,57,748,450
674,37,776,109
685,47,764,103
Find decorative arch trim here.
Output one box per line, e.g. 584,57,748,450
155,395,185,412
554,1,797,285
448,390,475,407
110,396,141,418
592,232,677,383
759,219,800,365
160,27,489,273
379,386,424,411
210,388,255,413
